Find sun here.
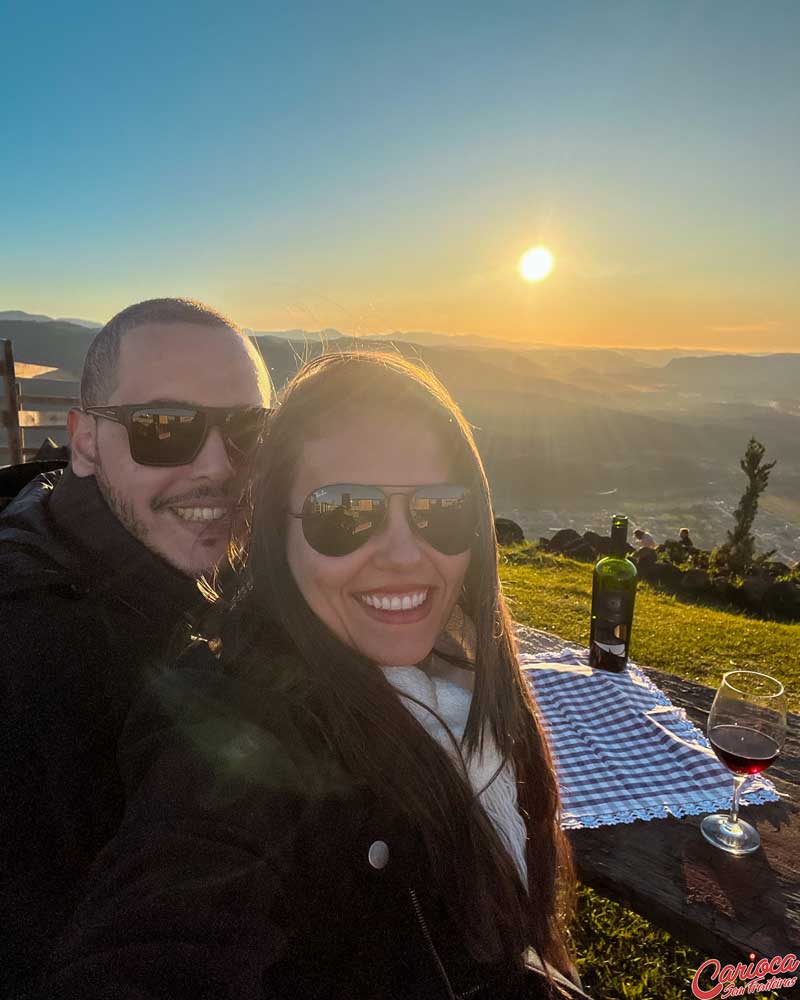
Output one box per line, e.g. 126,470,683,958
519,246,554,282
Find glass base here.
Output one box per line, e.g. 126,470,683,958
700,813,760,855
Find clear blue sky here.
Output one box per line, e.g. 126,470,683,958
2,1,798,349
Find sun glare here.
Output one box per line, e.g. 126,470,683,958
519,246,554,282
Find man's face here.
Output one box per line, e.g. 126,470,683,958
75,323,267,576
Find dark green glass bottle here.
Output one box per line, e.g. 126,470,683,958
589,514,638,672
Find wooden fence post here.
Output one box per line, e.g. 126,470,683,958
1,339,24,466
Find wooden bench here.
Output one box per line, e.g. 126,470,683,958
517,628,800,964
1,339,78,464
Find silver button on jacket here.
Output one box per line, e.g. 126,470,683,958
367,840,390,870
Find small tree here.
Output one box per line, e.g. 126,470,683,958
721,437,776,574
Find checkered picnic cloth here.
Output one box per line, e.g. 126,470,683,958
519,639,780,830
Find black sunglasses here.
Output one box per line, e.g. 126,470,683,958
289,483,478,557
83,403,270,467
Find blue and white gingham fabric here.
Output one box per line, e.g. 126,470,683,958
520,644,780,830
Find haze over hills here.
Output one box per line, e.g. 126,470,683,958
0,310,101,329
1,310,731,359
2,313,798,562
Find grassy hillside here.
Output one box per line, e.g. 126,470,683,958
499,545,793,1000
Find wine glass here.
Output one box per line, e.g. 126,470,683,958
701,670,787,855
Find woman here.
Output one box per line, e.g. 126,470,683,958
36,352,584,999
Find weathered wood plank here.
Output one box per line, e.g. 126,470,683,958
1,340,23,465
17,410,70,428
13,362,59,378
570,779,800,961
19,394,80,407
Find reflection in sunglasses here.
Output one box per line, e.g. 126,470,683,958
293,484,476,558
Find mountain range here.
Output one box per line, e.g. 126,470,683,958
2,312,798,559
0,311,730,360
0,310,102,329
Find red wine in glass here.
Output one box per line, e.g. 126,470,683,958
701,671,787,855
708,725,780,775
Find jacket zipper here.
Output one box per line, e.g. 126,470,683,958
458,985,484,999
407,887,458,1000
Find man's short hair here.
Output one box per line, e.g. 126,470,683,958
633,529,644,538
81,298,269,406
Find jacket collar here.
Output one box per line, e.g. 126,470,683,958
0,468,77,594
48,467,202,626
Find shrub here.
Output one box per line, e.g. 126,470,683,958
660,540,688,566
717,438,776,574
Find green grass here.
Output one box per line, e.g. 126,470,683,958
498,544,793,1000
500,545,800,712
571,887,700,1000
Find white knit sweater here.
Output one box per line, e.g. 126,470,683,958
380,664,528,884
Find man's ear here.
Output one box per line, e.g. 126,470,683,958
67,409,98,477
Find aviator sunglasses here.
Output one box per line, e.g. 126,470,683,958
289,483,478,557
82,403,271,467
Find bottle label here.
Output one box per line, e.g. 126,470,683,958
593,639,626,656
591,590,634,664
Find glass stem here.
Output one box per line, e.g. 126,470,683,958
729,774,746,826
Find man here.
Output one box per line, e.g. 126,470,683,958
633,527,657,549
0,298,271,995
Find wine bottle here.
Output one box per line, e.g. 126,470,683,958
589,514,638,672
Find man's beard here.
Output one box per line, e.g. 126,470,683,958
94,455,240,574
94,459,152,547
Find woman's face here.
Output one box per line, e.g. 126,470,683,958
286,413,472,666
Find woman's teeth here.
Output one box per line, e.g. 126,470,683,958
359,590,429,611
171,506,228,522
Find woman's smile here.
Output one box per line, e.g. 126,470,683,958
354,584,434,623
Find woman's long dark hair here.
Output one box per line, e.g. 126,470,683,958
225,350,574,973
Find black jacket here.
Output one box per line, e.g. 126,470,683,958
30,643,589,1000
0,466,204,997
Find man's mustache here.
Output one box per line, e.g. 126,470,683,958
152,486,242,511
